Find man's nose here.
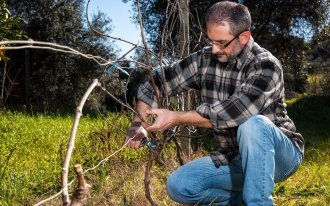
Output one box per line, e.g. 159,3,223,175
212,45,222,54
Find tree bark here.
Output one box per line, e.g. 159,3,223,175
62,79,100,206
25,47,31,104
179,0,190,58
178,0,191,158
0,62,7,106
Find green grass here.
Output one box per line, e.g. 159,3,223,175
273,96,330,206
0,111,74,205
0,95,329,205
0,110,153,205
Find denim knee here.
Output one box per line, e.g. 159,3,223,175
237,115,273,145
166,171,190,202
166,172,178,200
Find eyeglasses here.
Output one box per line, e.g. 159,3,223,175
208,30,248,49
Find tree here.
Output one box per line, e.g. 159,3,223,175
0,0,26,106
244,0,329,95
6,0,117,110
123,0,330,95
307,25,330,95
0,0,25,41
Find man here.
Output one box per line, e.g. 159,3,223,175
125,1,304,205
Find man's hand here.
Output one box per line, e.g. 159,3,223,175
125,101,152,149
124,100,212,149
124,122,146,149
145,108,178,132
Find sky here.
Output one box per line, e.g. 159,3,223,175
88,0,141,55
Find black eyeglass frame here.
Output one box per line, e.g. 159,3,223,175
209,30,249,49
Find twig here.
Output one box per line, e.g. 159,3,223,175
144,129,178,206
85,0,167,66
136,0,160,107
191,8,204,51
61,79,100,206
0,40,113,66
99,85,136,114
0,149,15,182
135,1,164,204
144,150,159,206
133,1,190,205
34,179,75,206
35,129,142,206
158,1,179,107
99,85,147,126
173,136,185,166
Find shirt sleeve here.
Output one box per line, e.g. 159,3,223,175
137,52,201,108
196,55,283,130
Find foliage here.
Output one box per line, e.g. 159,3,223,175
0,0,26,42
286,96,330,139
244,0,329,95
4,0,117,110
306,73,330,96
124,0,329,94
306,25,330,96
0,1,27,107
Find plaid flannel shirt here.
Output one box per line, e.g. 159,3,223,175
138,37,304,167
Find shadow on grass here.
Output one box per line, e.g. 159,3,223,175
274,95,330,205
287,95,330,139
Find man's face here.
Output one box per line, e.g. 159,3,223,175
207,23,244,62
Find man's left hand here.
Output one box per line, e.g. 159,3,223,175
145,108,178,132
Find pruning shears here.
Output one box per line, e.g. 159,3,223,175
138,126,157,150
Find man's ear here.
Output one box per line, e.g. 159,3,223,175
239,31,251,45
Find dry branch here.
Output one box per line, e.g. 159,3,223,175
61,79,100,206
136,0,160,107
133,1,188,205
85,0,167,66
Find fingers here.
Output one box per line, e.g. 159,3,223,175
146,125,157,132
125,134,144,149
125,126,145,149
145,108,158,115
145,109,176,132
126,109,174,149
146,123,164,132
145,109,161,131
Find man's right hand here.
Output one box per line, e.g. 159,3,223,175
125,122,146,149
125,100,152,149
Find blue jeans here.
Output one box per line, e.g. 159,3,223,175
166,115,303,206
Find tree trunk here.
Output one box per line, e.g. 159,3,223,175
178,0,191,158
179,0,189,58
25,48,31,105
0,62,7,106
